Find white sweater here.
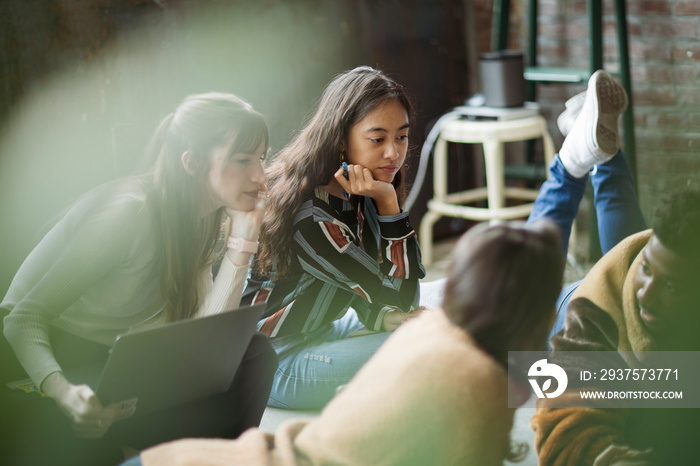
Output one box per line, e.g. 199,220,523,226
2,182,249,388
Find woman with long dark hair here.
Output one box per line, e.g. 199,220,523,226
1,92,277,465
242,66,425,409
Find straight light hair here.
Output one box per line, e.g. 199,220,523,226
141,92,268,322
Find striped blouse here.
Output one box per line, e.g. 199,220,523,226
242,188,425,338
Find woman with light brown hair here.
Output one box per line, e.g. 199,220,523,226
0,92,277,465
241,66,425,409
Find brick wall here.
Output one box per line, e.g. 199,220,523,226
0,0,469,297
500,0,700,223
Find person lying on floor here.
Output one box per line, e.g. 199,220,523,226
526,70,700,465
120,219,565,466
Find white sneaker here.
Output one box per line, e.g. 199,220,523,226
559,70,628,178
556,91,586,137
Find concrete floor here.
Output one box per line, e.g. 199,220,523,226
260,232,591,465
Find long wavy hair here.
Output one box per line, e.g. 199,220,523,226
141,92,268,322
256,66,415,279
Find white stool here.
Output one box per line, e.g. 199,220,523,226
419,115,555,265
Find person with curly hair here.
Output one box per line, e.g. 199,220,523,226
528,70,700,465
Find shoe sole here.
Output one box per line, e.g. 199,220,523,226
591,71,628,155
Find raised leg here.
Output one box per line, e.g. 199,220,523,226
529,70,633,255
590,151,646,254
527,155,588,256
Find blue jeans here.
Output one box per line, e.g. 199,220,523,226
528,151,646,338
120,456,142,466
266,278,447,410
268,308,391,409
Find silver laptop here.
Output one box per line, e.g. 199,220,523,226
71,303,265,420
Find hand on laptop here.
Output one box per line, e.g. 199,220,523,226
41,371,121,438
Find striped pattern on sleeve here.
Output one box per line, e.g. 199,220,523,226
242,188,425,338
